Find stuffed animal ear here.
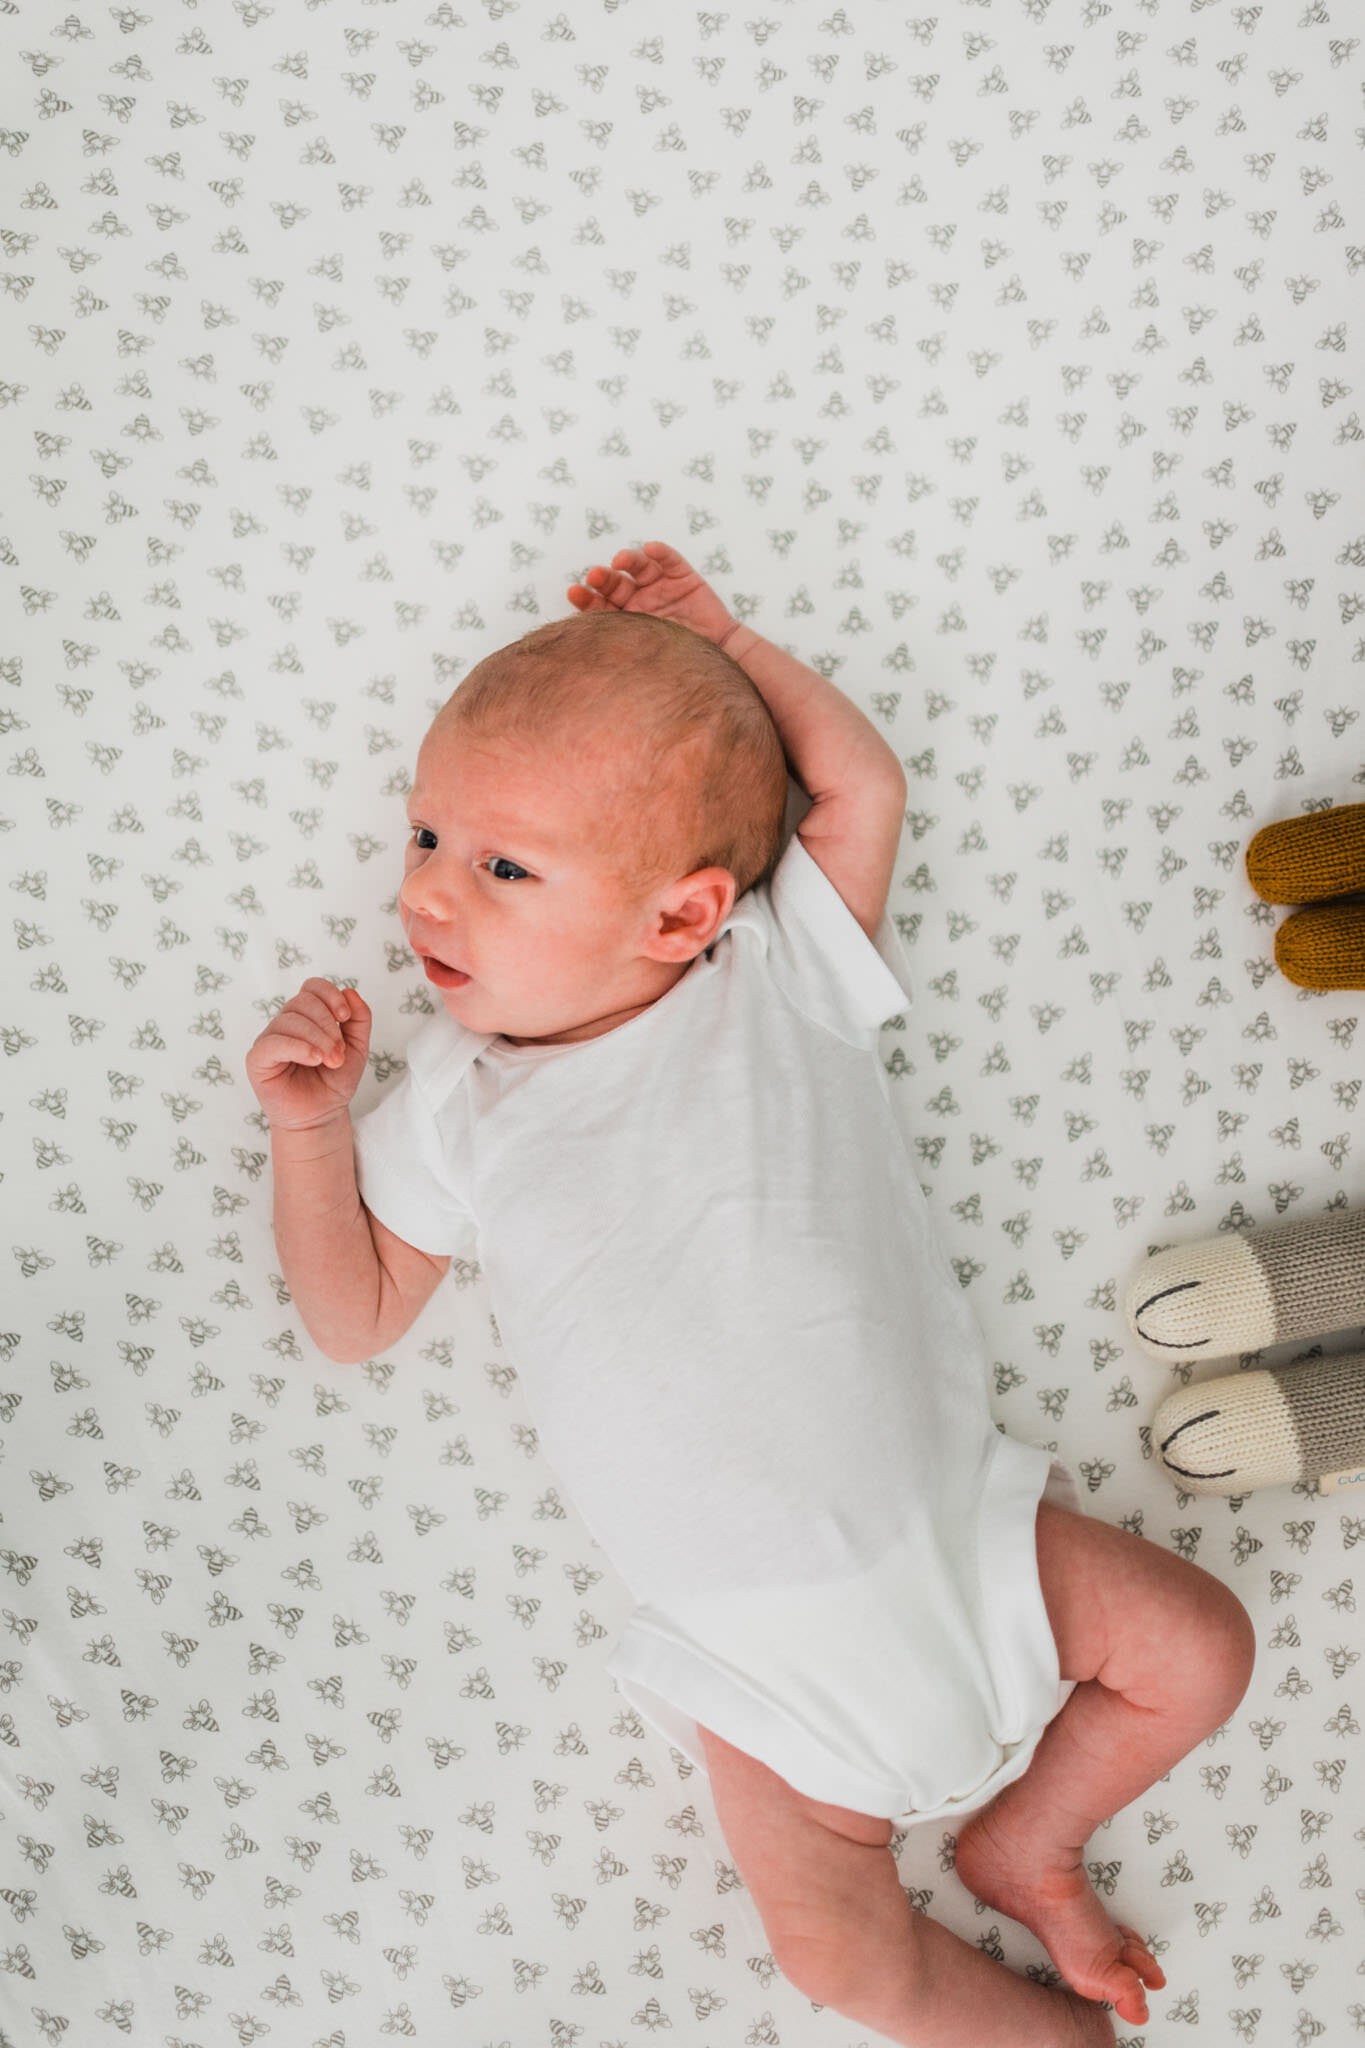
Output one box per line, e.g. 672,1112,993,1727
1154,1350,1365,1496
1126,1209,1365,1365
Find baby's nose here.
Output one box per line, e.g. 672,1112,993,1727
400,864,452,918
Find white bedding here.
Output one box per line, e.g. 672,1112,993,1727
3,5,1361,2044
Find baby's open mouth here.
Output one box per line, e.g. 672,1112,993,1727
422,955,470,989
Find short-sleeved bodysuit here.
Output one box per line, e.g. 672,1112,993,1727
352,827,1080,1824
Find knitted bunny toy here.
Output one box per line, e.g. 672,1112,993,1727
1126,1211,1365,1496
1121,804,1365,1497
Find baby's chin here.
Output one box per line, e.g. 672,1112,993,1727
433,978,522,1039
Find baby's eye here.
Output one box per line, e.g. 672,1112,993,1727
412,827,437,851
485,856,529,882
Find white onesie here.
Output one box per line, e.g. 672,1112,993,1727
351,826,1080,1824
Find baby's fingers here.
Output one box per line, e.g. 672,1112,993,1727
335,987,371,1061
298,977,353,1029
261,1019,342,1069
573,562,635,606
636,539,691,575
289,980,368,1064
609,543,676,586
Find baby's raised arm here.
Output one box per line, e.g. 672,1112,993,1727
246,980,447,1362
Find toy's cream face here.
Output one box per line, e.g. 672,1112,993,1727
1155,1394,1246,1490
1125,1236,1280,1365
399,723,694,1048
1154,1351,1365,1496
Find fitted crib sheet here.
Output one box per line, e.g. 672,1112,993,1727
3,4,1363,2044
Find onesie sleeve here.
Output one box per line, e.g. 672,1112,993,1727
756,830,914,1046
351,1018,481,1261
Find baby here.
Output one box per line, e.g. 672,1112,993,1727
246,541,1256,2048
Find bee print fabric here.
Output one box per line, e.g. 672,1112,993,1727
2,4,1361,2043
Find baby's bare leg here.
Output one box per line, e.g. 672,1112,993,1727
697,1722,1114,2047
956,1501,1256,2026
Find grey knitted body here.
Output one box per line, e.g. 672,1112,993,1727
1244,1209,1365,1346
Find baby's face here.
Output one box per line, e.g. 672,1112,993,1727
400,718,715,1046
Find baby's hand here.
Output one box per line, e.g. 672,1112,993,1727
566,541,739,650
245,978,372,1131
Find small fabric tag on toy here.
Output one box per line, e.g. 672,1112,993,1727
1317,1464,1365,1496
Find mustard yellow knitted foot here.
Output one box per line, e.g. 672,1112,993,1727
1273,903,1365,990
1246,802,1365,904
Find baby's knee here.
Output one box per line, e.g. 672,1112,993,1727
1197,1573,1257,1718
1220,1581,1257,1701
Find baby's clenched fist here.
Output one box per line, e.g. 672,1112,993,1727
245,978,372,1131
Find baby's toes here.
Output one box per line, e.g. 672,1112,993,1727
1079,1933,1160,2025
1116,1925,1166,1989
1104,1927,1166,2022
1112,1974,1151,2028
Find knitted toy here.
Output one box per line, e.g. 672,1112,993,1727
1117,805,1365,1498
1246,800,1365,990
1125,1213,1365,1496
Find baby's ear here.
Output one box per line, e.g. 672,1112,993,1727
652,866,734,955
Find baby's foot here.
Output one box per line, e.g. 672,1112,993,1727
954,1806,1166,2028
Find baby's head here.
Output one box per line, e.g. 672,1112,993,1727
399,612,789,1047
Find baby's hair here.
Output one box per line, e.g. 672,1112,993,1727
440,611,790,904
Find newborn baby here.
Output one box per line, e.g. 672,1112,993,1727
246,542,1255,2048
